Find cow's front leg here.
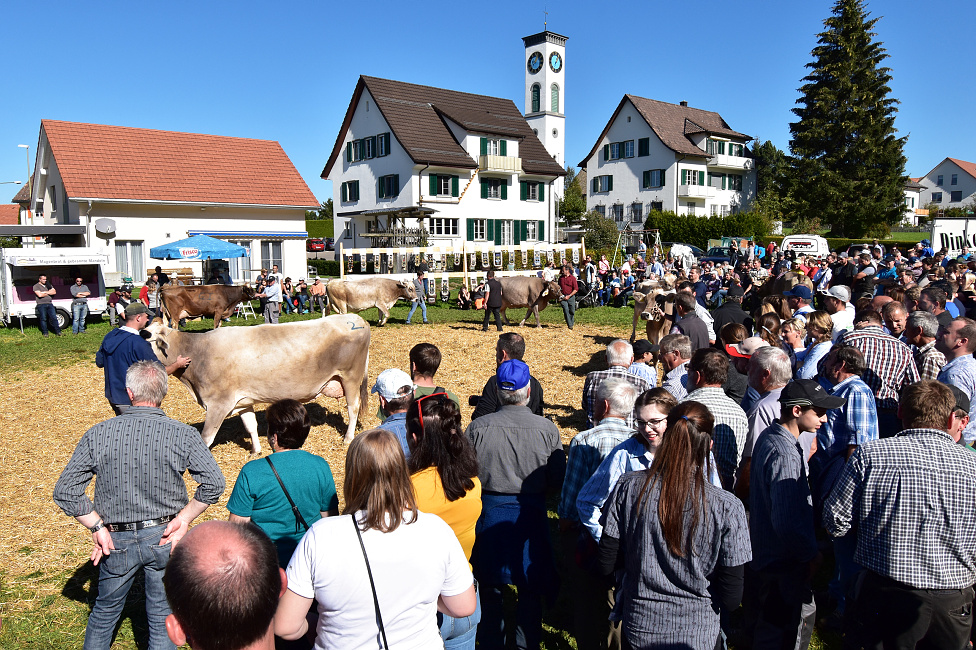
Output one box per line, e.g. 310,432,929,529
239,408,261,457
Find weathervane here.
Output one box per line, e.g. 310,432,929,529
544,6,548,29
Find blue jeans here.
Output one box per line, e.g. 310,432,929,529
296,294,309,312
439,584,482,649
84,524,174,650
407,299,427,323
829,532,862,615
560,295,576,329
36,302,60,335
72,302,89,333
479,584,543,650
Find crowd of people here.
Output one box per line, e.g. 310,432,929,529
49,234,976,650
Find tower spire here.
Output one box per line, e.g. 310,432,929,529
544,7,547,30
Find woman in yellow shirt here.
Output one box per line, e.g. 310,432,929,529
406,393,483,649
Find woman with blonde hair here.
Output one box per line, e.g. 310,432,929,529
756,312,796,371
275,428,476,648
781,317,808,366
796,311,834,380
758,295,792,322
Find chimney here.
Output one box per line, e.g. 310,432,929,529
679,101,688,107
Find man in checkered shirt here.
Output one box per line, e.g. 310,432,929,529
823,380,976,649
937,317,976,444
581,339,652,429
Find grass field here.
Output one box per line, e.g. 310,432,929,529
0,299,840,649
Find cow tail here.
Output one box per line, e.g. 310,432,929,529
357,351,369,427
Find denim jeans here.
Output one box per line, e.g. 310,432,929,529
296,294,309,312
479,584,542,650
407,299,427,324
36,302,60,335
72,302,89,333
84,524,174,650
439,584,482,649
560,295,576,329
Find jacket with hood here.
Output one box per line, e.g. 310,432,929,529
95,328,158,405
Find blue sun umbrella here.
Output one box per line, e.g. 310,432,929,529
150,234,248,260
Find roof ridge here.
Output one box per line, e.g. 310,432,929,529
41,119,279,145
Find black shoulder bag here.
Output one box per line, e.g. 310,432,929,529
265,457,309,534
352,516,389,649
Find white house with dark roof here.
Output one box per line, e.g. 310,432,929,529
918,158,976,210
579,95,757,226
322,75,566,250
9,120,319,283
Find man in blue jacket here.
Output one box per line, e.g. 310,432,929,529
96,302,190,414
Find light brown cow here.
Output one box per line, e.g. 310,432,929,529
146,314,370,454
497,276,562,327
159,284,256,329
326,278,417,326
631,279,676,345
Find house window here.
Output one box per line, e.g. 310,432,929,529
687,203,696,216
364,137,375,159
377,133,390,156
708,172,726,189
728,143,744,157
520,181,544,202
481,178,506,200
500,220,514,245
430,174,459,198
595,205,606,217
429,218,459,236
728,174,743,191
623,140,634,158
592,175,613,193
439,175,452,196
260,241,283,272
550,84,559,112
905,196,915,208
531,84,540,112
951,191,963,202
49,185,57,211
525,221,538,241
933,192,943,203
611,204,624,222
486,139,500,156
706,139,725,155
937,175,944,186
642,169,665,189
649,201,663,212
952,174,959,185
681,169,704,186
340,180,360,202
228,241,252,281
472,219,487,241
609,143,620,160
638,138,650,157
631,202,643,223
115,240,144,280
378,174,400,199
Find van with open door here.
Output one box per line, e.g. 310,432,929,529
781,234,830,259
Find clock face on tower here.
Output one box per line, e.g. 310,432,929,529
527,52,543,74
549,52,563,73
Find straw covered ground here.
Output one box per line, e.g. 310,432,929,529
0,319,628,647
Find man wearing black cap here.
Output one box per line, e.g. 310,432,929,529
750,379,846,650
466,359,565,649
783,285,815,323
627,339,657,384
711,283,753,342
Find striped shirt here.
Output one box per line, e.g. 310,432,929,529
682,387,748,489
823,428,976,589
53,407,225,523
938,354,976,443
661,362,689,400
557,417,635,521
836,326,919,410
912,340,946,382
582,366,652,429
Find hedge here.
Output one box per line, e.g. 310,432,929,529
305,219,334,238
307,259,340,277
643,211,773,249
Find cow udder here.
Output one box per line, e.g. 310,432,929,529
321,380,345,398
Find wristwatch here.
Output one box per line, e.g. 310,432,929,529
88,520,105,533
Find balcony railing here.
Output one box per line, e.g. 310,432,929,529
479,155,522,173
677,184,716,199
708,154,755,170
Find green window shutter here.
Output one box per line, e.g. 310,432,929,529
638,138,649,157
607,176,613,191
378,178,385,199
592,178,598,193
538,220,545,240
603,144,609,161
643,170,650,188
480,137,488,156
719,142,725,155
500,140,507,156
520,220,529,241
520,181,527,201
382,132,391,156
538,183,544,201
357,140,364,160
346,142,352,162
681,169,687,185
699,171,705,185
513,221,521,245
430,174,438,195
486,219,495,241
500,180,507,200
722,175,726,190
467,219,475,241
481,179,488,199
493,221,502,245
341,182,347,202
393,174,400,196
451,176,459,197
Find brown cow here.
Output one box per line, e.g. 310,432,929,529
756,271,815,298
497,276,561,327
326,278,417,326
159,284,256,329
631,280,676,345
146,314,370,454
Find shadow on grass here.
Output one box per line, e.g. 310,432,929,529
61,562,151,650
190,402,351,453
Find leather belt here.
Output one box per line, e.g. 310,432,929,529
106,513,176,532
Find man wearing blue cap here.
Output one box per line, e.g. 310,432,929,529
784,285,815,323
466,359,565,650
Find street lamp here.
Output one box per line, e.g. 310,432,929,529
0,181,22,185
17,144,31,221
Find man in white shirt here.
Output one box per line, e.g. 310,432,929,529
820,286,854,341
256,276,282,324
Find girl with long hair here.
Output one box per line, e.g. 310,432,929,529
275,428,476,648
796,310,834,380
598,401,751,650
756,312,797,371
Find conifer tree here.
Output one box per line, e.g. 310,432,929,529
789,0,906,237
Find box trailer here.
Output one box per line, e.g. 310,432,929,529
1,248,110,332
930,217,976,258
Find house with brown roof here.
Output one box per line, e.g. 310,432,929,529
21,120,319,283
578,95,757,227
322,76,566,250
918,158,976,211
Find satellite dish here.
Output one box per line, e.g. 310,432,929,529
94,218,116,235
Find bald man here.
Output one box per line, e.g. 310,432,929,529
164,521,284,650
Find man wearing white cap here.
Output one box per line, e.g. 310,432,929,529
372,368,416,458
819,285,854,341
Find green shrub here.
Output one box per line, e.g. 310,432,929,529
307,259,340,277
643,210,773,249
306,219,334,239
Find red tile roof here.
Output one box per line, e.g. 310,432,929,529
948,158,976,181
41,120,319,207
0,204,19,225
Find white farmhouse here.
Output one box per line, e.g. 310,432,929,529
12,120,319,284
579,96,757,227
322,75,566,250
918,158,976,211
902,178,925,226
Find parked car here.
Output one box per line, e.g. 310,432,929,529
845,243,877,258
701,246,733,265
325,238,335,251
306,238,325,252
782,234,830,259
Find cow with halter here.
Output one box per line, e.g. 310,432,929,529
159,284,257,329
326,277,417,326
496,275,562,328
631,278,677,346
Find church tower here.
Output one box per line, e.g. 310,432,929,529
523,30,567,197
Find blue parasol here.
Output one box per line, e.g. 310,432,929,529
150,234,248,260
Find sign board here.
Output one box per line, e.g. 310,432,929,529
10,255,109,266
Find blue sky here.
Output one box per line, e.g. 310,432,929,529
2,0,973,205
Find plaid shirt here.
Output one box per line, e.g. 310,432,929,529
913,340,946,381
582,366,652,429
557,417,635,521
938,354,976,443
823,428,976,589
836,326,919,410
682,387,748,489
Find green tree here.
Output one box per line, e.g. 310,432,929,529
558,166,587,225
581,211,621,255
752,139,789,198
788,0,907,238
305,198,333,220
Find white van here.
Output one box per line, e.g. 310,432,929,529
1,247,110,331
781,234,830,259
